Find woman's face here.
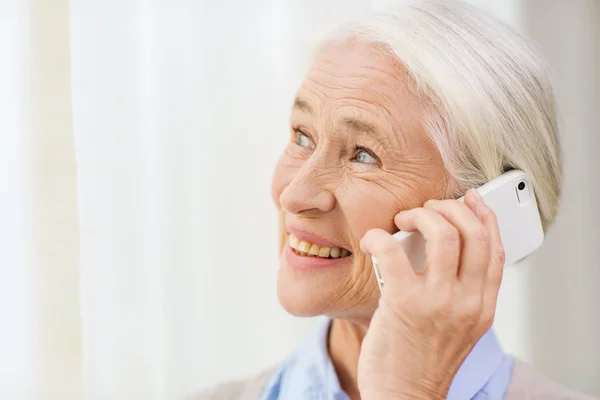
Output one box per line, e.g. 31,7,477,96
271,40,446,321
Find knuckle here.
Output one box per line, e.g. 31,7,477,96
457,296,483,322
437,227,460,244
437,198,457,206
427,294,452,317
413,209,432,227
468,226,489,243
412,207,427,219
447,199,463,208
433,199,462,214
486,208,499,223
448,199,467,212
479,310,495,331
494,245,506,265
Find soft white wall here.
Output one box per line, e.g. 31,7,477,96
1,1,81,399
524,0,600,395
0,2,38,397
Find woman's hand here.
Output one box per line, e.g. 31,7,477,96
357,189,505,399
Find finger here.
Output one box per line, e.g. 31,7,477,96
424,194,490,286
477,201,505,328
462,187,480,215
394,208,460,282
360,228,416,290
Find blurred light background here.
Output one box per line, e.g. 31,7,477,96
0,0,598,399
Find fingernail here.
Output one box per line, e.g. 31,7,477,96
424,199,438,206
475,202,486,218
472,188,484,203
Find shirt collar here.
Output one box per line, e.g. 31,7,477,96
278,316,507,400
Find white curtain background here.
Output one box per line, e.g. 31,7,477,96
1,0,81,399
1,0,598,399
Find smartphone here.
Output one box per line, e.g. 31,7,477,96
371,170,544,291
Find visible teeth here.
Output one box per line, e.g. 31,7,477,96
330,247,341,258
287,233,350,259
318,246,331,258
288,235,300,249
298,241,311,253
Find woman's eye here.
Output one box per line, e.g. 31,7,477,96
294,131,315,149
355,148,378,164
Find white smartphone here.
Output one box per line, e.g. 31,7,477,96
371,170,544,291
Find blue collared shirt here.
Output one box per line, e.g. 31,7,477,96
261,317,514,400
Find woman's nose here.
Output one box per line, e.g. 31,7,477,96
278,174,336,216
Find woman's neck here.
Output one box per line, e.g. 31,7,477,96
328,318,369,400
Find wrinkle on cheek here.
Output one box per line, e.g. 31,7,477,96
380,176,426,206
326,253,379,314
357,172,424,212
386,155,445,173
284,145,310,163
340,164,444,249
383,157,446,197
350,253,379,302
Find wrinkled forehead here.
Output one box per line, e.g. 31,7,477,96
295,40,422,137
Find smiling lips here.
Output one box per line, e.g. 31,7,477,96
287,233,352,259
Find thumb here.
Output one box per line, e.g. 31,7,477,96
361,228,416,292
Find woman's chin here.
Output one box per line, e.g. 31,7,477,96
276,274,331,317
277,291,321,317
276,257,347,317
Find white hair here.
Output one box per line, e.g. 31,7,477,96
321,0,561,229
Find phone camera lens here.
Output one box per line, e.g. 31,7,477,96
518,181,526,191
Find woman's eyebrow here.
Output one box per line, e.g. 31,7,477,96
292,97,313,114
341,117,378,136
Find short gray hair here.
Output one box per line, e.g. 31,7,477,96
322,0,561,229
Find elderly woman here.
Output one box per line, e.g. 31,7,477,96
197,1,596,399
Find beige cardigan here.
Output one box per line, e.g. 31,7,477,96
191,359,598,400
